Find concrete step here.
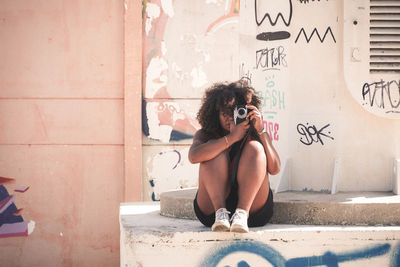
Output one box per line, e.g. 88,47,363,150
160,188,400,225
120,202,400,267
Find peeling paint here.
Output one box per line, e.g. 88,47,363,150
145,56,168,98
145,3,161,35
27,220,35,235
160,0,174,17
190,66,208,88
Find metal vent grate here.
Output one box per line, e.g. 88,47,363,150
370,0,400,73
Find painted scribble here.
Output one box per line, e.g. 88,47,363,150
255,46,287,71
147,148,198,201
362,79,400,114
200,241,400,267
256,31,291,42
205,0,240,34
294,27,336,43
297,123,334,146
254,0,293,27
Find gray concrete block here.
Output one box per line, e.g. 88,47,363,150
160,189,400,225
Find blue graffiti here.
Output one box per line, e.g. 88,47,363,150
200,241,400,267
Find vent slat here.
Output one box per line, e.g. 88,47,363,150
369,0,400,74
370,69,400,74
370,55,400,61
370,48,400,55
370,27,400,34
371,7,400,12
370,34,400,41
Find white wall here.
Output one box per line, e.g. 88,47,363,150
142,0,400,200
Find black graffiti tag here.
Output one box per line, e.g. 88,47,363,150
297,123,334,146
256,46,287,71
362,79,400,113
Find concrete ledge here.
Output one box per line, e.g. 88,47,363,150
120,202,400,267
160,188,400,225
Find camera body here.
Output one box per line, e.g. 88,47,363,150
233,105,249,125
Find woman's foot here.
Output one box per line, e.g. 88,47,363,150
230,208,249,233
211,208,231,232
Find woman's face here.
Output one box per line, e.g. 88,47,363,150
219,111,232,132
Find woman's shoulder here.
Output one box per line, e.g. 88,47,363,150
193,129,216,143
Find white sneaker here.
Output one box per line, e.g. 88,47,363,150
230,208,249,233
211,208,231,232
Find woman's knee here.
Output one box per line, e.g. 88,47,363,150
242,140,266,162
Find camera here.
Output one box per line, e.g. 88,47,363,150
233,105,249,125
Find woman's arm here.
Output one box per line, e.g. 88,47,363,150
247,104,281,175
188,121,250,164
258,130,281,175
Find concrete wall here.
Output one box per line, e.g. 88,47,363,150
0,1,125,266
142,0,400,201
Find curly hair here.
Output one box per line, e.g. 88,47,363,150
197,80,262,141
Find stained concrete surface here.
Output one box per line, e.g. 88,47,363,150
160,188,400,225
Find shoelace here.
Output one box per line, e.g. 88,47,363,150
230,210,247,223
215,208,230,221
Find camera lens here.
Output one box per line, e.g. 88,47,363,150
238,108,246,118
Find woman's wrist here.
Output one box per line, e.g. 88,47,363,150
257,126,266,135
223,135,230,148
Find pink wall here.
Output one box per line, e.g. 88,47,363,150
0,1,126,266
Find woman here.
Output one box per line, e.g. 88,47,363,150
188,80,280,233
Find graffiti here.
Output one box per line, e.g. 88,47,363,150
148,148,182,201
263,121,279,141
259,75,285,120
148,179,159,202
256,31,291,41
362,79,400,113
0,179,33,238
142,100,196,142
295,27,336,43
254,0,293,26
146,148,198,202
261,89,285,115
239,63,252,85
200,241,400,267
297,123,334,146
256,46,287,71
206,0,240,34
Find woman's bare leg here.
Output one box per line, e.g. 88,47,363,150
196,151,230,215
236,140,269,215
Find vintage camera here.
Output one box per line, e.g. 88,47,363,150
233,105,249,125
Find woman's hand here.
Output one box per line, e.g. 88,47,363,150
246,104,264,134
228,119,250,143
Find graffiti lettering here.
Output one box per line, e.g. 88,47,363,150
295,27,336,43
362,79,400,113
254,0,293,26
262,89,285,111
256,46,287,71
263,121,279,141
201,241,400,267
297,123,334,146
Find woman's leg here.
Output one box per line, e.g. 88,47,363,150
196,150,231,215
236,140,269,215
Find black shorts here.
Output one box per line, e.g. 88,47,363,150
193,187,274,228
